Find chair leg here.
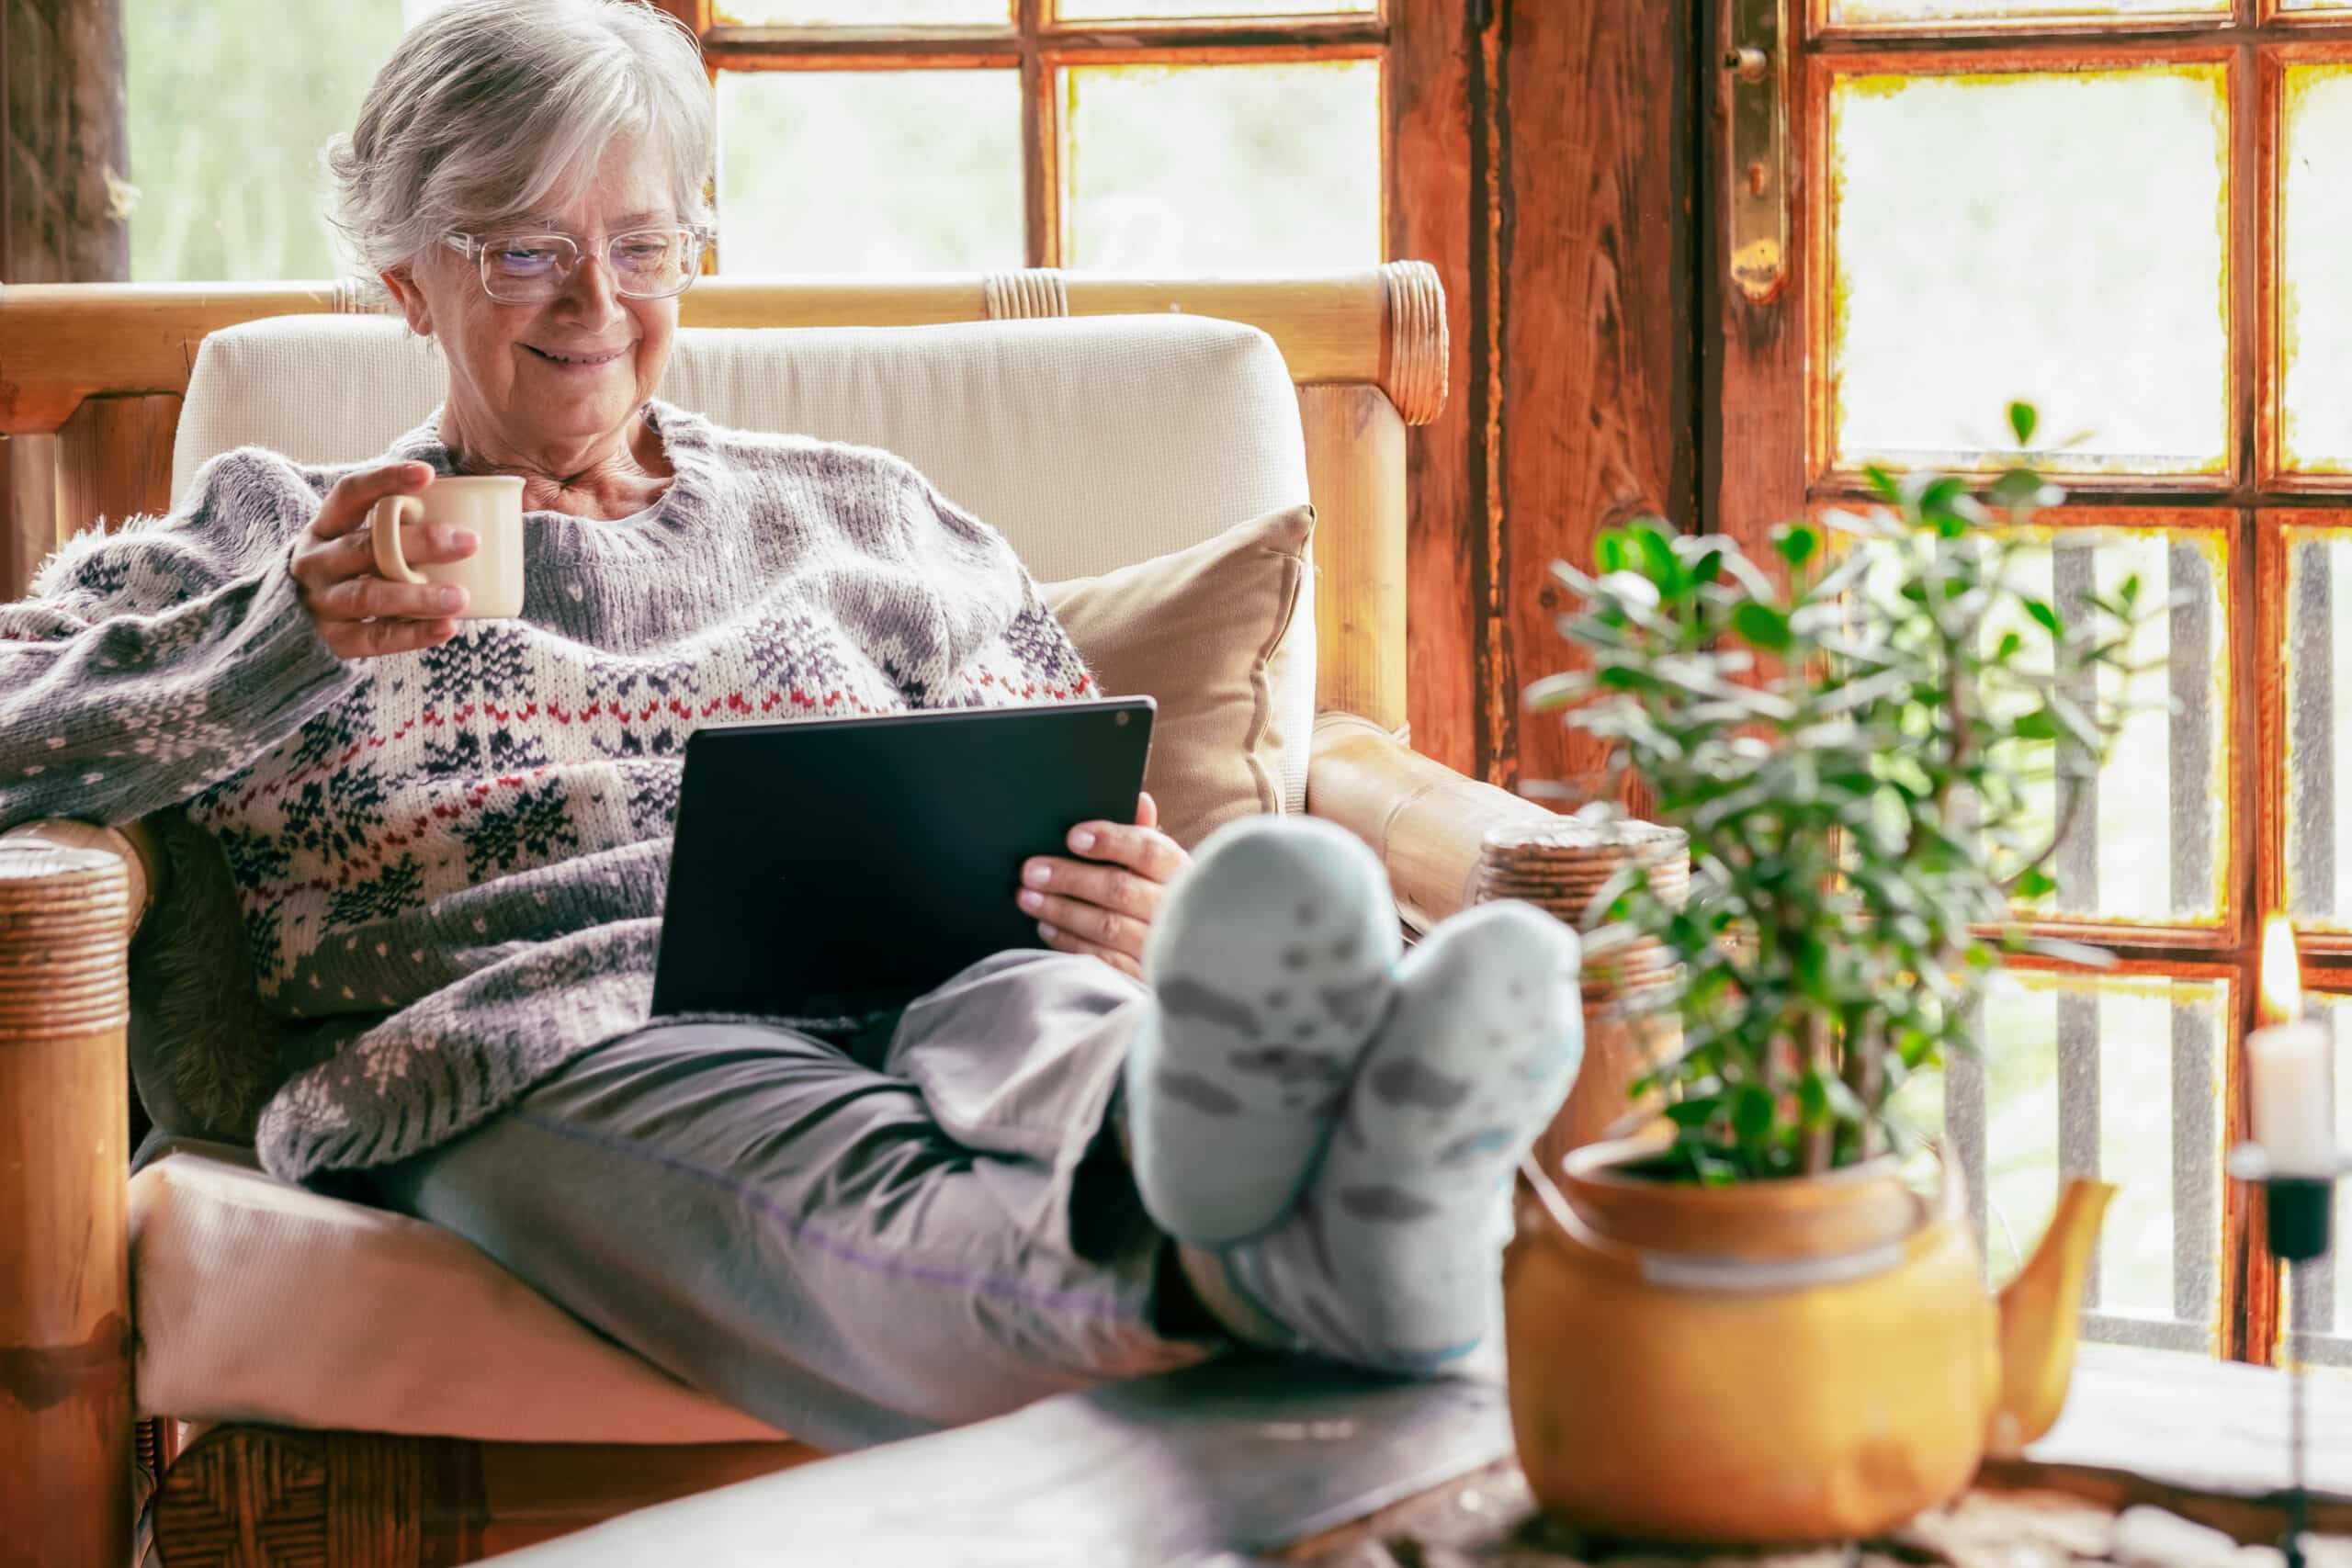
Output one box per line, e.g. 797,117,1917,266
153,1426,482,1568
0,843,138,1568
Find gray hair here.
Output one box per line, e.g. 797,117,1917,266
327,0,713,281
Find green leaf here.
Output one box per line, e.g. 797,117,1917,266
2013,866,2057,899
1864,465,1901,502
1995,630,2023,662
1774,525,1819,569
1987,468,2048,510
2012,711,2058,741
1635,522,1682,588
1732,1082,1778,1142
1733,602,1792,650
2008,400,2038,446
1917,476,1967,521
1596,531,1627,574
2023,598,2064,637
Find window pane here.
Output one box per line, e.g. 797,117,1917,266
718,72,1022,273
126,0,404,279
1829,68,2229,476
2280,67,2352,472
1831,0,2222,18
716,1,1012,22
2278,525,2352,931
1063,61,1380,270
1975,525,2230,927
1056,0,1374,17
1890,970,2227,1356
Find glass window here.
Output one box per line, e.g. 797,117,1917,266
1061,60,1381,270
1828,67,2230,476
718,71,1023,272
125,0,405,280
2279,66,2352,473
1984,525,2233,928
1830,0,2223,19
1891,969,2228,1355
1055,0,1374,17
717,1,1012,23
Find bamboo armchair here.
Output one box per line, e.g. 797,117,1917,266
0,265,1553,1567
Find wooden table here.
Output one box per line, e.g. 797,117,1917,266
481,1345,2352,1567
1288,1345,2352,1566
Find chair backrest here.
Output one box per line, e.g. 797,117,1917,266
4,268,1445,737
173,311,1318,806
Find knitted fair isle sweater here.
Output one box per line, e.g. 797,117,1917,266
0,401,1096,1181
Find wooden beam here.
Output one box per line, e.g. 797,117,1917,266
0,840,136,1568
1390,0,1482,778
1501,1,1700,803
2,0,132,603
698,19,1385,60
0,270,1445,437
643,0,712,33
151,1427,824,1564
1301,384,1408,733
2,434,53,599
52,391,176,543
2,0,130,287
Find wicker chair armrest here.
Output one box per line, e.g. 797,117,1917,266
1306,712,1553,931
0,818,162,935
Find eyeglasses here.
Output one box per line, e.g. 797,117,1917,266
443,226,709,303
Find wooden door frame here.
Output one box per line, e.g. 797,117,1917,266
1390,0,1703,797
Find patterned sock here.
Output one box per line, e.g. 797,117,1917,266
1182,900,1584,1371
1125,815,1403,1246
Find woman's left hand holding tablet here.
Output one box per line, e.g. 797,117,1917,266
1018,792,1191,979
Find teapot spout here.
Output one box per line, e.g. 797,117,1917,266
1985,1178,2116,1459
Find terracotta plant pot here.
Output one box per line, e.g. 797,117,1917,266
1502,1132,2113,1545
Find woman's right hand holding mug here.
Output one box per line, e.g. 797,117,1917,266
291,460,476,659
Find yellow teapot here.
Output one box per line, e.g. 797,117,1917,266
1503,1131,2115,1545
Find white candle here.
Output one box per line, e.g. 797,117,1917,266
2250,915,2338,1175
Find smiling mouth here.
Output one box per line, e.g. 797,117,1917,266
525,344,629,367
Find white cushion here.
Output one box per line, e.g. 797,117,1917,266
130,1148,785,1443
173,312,1316,810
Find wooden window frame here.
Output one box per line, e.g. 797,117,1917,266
1712,0,2352,1371
647,0,1388,270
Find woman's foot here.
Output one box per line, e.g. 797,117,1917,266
1182,899,1584,1371
1125,816,1402,1246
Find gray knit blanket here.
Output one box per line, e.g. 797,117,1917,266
0,401,1096,1179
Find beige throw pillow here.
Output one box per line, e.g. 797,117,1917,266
1043,504,1314,852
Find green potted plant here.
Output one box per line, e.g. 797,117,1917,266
1500,405,2139,1544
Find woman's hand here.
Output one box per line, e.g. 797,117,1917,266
290,460,479,659
1019,792,1191,979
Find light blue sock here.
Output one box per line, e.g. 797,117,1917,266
1182,900,1584,1371
1125,815,1402,1246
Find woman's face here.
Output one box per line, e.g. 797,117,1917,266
385,142,681,463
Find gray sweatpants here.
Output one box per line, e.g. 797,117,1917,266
368,951,1222,1451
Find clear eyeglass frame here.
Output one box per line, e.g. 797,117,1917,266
442,226,711,303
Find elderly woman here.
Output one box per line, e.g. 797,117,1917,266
0,0,1583,1450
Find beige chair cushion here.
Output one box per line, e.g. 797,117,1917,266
1044,505,1312,851
131,1147,783,1442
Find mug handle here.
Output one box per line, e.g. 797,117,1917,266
368,494,426,584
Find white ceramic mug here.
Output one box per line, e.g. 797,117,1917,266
368,475,527,620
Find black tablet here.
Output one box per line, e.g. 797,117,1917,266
650,696,1157,1020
